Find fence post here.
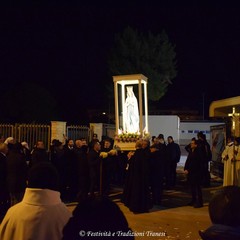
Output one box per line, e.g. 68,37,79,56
51,121,67,144
89,123,103,141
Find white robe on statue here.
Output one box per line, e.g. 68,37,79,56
124,86,139,133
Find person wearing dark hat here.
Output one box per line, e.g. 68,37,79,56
0,162,71,240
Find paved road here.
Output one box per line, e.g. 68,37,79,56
67,169,223,240
110,172,222,239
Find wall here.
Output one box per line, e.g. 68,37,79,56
180,121,224,146
90,117,225,147
144,115,180,144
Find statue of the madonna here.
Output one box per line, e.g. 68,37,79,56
124,86,139,133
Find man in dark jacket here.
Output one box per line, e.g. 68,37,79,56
63,139,78,202
184,138,204,208
100,138,117,196
197,132,212,187
30,141,49,168
166,136,181,188
88,140,101,197
74,139,89,201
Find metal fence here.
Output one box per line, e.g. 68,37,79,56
17,124,51,151
0,124,15,139
66,125,91,143
0,123,94,150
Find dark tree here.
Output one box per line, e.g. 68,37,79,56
108,26,177,101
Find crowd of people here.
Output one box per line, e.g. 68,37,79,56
0,135,120,210
0,159,133,240
0,130,216,216
0,162,72,240
122,134,181,213
121,130,214,211
0,135,133,240
2,130,240,239
0,132,182,239
3,132,215,214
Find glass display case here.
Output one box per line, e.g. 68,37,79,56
113,74,149,150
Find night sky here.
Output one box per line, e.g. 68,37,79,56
1,3,240,123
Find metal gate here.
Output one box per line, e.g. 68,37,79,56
17,124,51,151
66,125,91,142
0,124,15,139
0,123,91,150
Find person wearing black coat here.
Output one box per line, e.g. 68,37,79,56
122,140,151,213
63,139,78,202
100,138,118,196
197,132,212,187
74,139,89,201
0,143,10,220
166,136,181,188
6,142,28,206
87,140,101,197
29,141,49,168
149,144,165,205
184,138,204,208
50,140,66,200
